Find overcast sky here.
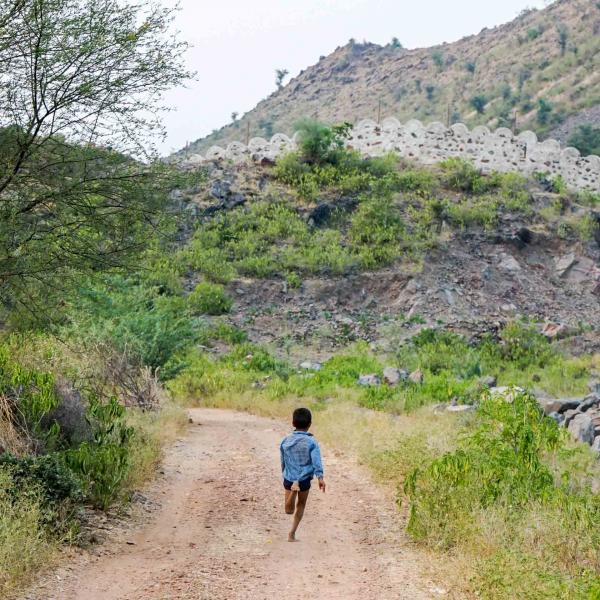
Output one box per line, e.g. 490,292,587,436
158,0,549,154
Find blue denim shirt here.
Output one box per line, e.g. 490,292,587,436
280,431,324,482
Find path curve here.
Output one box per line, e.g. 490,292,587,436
23,409,437,599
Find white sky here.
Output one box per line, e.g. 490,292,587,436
159,0,549,154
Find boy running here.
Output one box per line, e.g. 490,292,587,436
280,407,325,542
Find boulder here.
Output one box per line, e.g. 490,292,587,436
578,394,600,413
589,380,600,395
479,375,497,388
446,404,475,413
592,436,600,455
554,253,578,278
210,179,232,200
300,361,321,371
383,367,408,386
538,397,582,415
408,369,424,384
563,408,581,427
541,322,569,340
358,374,380,387
489,386,525,402
568,413,595,445
498,253,521,273
548,411,564,425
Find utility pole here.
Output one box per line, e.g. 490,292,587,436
377,98,382,124
446,104,451,127
513,110,518,134
245,121,250,146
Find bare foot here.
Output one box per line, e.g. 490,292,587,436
288,532,298,542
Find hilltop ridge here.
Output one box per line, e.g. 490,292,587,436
181,0,600,157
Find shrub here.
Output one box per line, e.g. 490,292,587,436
404,392,562,543
72,277,200,370
403,390,600,597
349,196,406,268
393,168,438,195
188,282,232,316
568,125,600,156
66,398,133,510
431,51,444,69
294,119,353,165
0,348,61,447
537,98,553,125
0,468,57,595
465,61,476,74
470,95,487,114
440,157,482,192
0,453,83,510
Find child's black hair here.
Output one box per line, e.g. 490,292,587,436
292,407,312,430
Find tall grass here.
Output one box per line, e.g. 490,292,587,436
0,469,60,596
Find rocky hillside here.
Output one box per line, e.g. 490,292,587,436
175,156,600,361
182,0,600,157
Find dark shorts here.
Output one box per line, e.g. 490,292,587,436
283,477,312,492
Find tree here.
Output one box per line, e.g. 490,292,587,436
557,24,569,56
0,0,191,315
275,68,289,90
537,98,553,125
231,112,239,122
390,37,403,49
568,125,600,156
294,119,353,165
470,95,487,114
432,51,444,70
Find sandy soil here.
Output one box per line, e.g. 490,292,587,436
21,409,442,600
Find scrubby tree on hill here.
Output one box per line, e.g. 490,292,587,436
470,95,487,114
0,0,191,314
568,124,600,156
275,68,289,90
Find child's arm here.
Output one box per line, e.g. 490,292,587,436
311,440,326,492
280,441,285,474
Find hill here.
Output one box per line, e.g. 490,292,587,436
181,0,600,157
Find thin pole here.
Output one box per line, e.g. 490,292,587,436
377,98,382,124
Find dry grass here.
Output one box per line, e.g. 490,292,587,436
0,395,31,456
124,401,189,493
0,470,60,598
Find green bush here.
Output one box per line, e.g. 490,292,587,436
568,125,600,157
294,119,353,165
66,398,133,510
405,392,562,542
470,95,487,114
72,276,200,370
404,391,600,597
440,157,483,192
0,453,82,510
188,282,232,316
0,347,69,452
349,195,406,268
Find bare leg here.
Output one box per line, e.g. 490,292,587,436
288,490,309,541
284,489,296,514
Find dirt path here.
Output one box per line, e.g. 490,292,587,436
23,409,441,600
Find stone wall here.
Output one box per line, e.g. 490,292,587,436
181,118,600,192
